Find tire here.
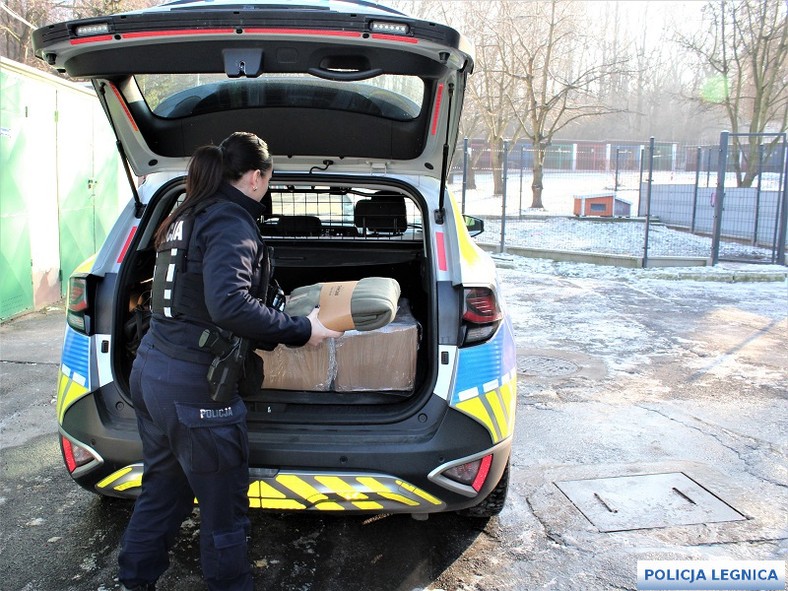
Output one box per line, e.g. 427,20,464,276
457,461,509,518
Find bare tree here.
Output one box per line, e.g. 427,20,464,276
402,0,633,205
502,0,630,208
2,0,53,67
680,0,788,187
418,1,523,196
2,0,155,71
465,2,527,196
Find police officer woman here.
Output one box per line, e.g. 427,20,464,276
118,132,342,591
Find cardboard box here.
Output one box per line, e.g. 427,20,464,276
334,304,419,392
256,300,419,392
256,339,333,391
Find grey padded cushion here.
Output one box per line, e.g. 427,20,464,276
286,277,401,331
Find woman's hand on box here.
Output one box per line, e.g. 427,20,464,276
306,307,344,346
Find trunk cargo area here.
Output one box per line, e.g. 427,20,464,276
116,180,434,423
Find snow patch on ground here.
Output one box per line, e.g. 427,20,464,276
449,171,785,262
496,251,787,393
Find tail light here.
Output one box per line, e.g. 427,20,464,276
66,276,91,333
461,287,502,346
61,436,99,473
442,455,493,492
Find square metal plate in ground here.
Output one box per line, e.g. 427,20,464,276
555,472,746,532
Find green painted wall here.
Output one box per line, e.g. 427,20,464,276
0,66,36,319
0,58,125,321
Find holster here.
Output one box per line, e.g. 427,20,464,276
199,329,261,401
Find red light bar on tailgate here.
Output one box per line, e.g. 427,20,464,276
71,27,368,44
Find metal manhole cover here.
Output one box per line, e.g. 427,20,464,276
518,355,580,377
555,473,746,532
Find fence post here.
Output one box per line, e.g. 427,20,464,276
461,137,469,215
711,131,730,265
519,144,525,218
771,138,786,263
711,131,729,265
753,143,764,246
638,147,645,215
500,140,509,254
777,135,788,265
691,146,701,233
706,149,712,187
615,148,621,192
642,137,655,268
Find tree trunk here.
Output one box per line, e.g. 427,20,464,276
491,138,504,195
738,140,761,188
466,167,477,191
467,150,485,191
530,147,546,209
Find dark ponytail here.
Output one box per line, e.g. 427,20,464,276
154,145,224,248
154,132,273,248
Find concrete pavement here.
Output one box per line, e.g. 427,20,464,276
0,260,786,590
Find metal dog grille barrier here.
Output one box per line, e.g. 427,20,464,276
260,186,422,240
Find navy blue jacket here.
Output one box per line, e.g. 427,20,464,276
147,182,311,363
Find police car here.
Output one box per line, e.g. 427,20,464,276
33,0,517,518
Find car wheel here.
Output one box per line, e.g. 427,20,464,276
457,460,510,518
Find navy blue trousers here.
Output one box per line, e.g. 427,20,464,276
118,340,253,591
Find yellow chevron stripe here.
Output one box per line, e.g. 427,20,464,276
248,480,286,499
57,373,69,422
451,195,484,266
57,371,89,424
396,480,442,506
355,476,390,493
97,466,133,489
115,475,143,491
352,501,384,510
500,378,516,433
314,501,345,511
378,492,419,506
251,498,306,510
315,476,369,501
74,255,96,274
355,476,420,507
276,474,327,504
456,396,499,443
486,389,507,439
500,379,513,418
92,466,445,512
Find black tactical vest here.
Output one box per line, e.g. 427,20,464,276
151,211,212,322
150,201,271,324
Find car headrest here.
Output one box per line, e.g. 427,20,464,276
276,215,323,237
354,193,407,235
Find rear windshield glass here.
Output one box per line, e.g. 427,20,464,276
136,73,424,121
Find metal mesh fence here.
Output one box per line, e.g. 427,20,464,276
448,138,787,265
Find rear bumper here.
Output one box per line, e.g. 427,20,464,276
62,391,511,512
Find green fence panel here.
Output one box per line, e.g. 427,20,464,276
0,69,36,319
55,89,99,296
1,59,126,318
91,105,124,243
0,209,33,320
